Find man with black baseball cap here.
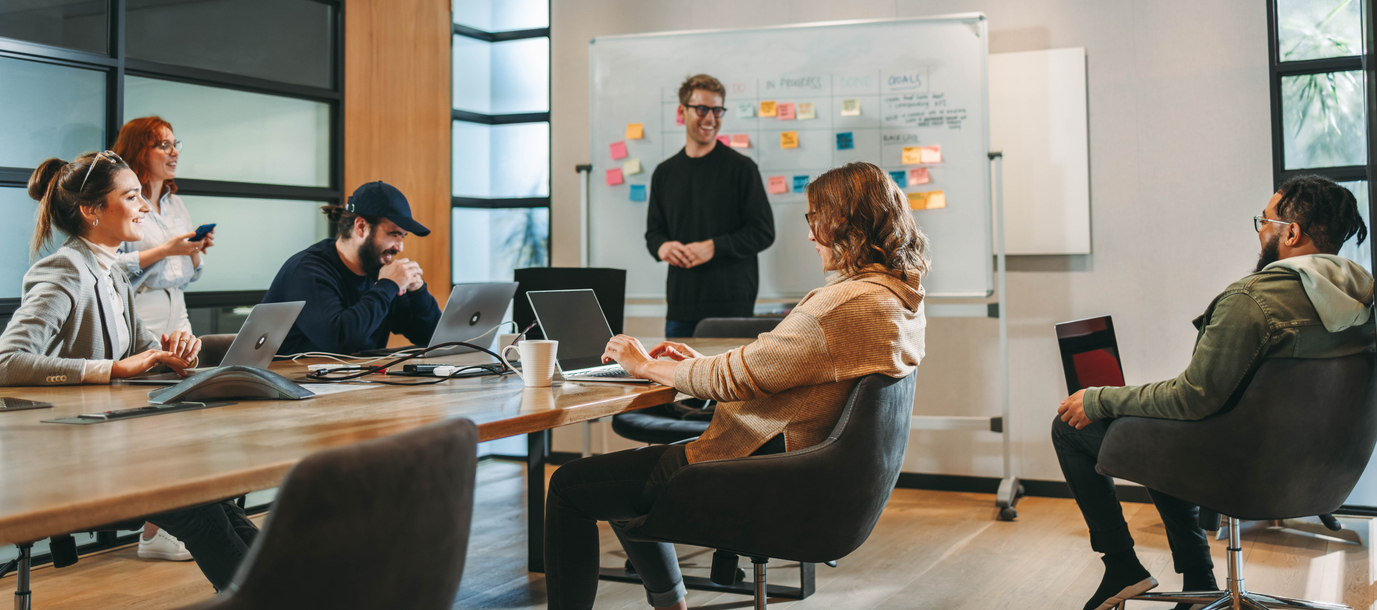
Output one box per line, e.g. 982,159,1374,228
263,181,442,355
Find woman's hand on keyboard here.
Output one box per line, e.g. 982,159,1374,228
647,341,703,362
602,335,652,376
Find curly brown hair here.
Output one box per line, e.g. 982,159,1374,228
112,115,177,196
806,162,931,281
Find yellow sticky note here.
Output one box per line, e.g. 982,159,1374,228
759,100,778,117
623,158,642,176
626,123,644,139
920,145,942,163
907,190,946,210
780,131,799,149
797,102,816,120
841,99,861,116
902,147,923,165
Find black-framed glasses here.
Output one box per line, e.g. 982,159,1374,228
684,104,726,118
79,150,122,193
152,139,182,153
804,212,813,224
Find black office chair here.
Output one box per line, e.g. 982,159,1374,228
198,334,237,367
183,418,479,610
613,373,917,609
1096,355,1377,610
513,267,626,339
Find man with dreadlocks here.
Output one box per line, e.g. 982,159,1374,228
1052,175,1375,610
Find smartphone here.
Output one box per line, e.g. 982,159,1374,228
0,397,54,412
189,223,216,242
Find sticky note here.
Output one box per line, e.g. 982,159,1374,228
730,133,750,148
792,175,809,193
676,111,684,126
908,190,947,210
889,170,907,188
606,168,624,186
623,158,642,176
780,131,799,149
909,167,931,185
901,147,923,165
776,102,795,120
798,102,816,120
610,141,628,160
759,101,778,117
836,132,854,150
920,145,942,163
841,99,861,116
630,184,647,202
717,135,730,146
767,175,788,194
736,102,756,119
626,123,644,139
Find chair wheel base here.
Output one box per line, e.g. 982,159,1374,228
999,506,1018,521
1129,589,1350,609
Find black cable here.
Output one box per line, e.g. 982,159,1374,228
304,340,509,381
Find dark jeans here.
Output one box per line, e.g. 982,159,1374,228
146,500,259,591
1051,416,1213,574
664,319,700,338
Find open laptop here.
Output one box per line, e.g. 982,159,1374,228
126,301,307,385
422,282,519,356
1054,315,1127,394
525,289,650,383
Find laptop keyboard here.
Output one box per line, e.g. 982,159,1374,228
572,365,633,378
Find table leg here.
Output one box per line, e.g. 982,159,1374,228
528,430,548,573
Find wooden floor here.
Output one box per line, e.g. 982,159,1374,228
17,460,1375,609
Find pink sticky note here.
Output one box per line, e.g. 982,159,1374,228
767,176,788,194
909,167,931,185
730,133,750,148
676,111,685,126
920,145,942,164
776,102,796,120
717,134,730,146
606,168,624,186
610,141,628,160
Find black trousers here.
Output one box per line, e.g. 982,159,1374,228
1051,416,1214,574
146,500,258,591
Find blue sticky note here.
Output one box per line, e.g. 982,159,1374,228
629,184,647,202
792,175,809,193
889,170,907,188
836,132,854,150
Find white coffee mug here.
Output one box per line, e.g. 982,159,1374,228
502,340,558,387
495,333,522,359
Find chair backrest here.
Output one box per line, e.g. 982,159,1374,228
1098,355,1377,520
513,267,626,339
629,373,917,563
692,317,783,339
206,419,479,610
198,333,237,367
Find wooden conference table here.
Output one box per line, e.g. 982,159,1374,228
0,337,743,573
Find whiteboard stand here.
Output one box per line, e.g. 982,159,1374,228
576,163,596,457
909,152,1023,521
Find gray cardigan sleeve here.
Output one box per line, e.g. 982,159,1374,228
0,275,88,386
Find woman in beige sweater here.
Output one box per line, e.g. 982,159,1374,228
544,162,930,610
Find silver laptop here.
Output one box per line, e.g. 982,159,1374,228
423,282,519,356
525,289,650,383
126,301,306,385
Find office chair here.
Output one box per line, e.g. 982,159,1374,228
198,334,237,367
183,418,479,610
612,373,917,609
513,267,625,339
1096,355,1377,610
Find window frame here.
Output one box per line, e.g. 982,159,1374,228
0,0,345,313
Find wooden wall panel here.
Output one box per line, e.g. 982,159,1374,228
344,0,451,304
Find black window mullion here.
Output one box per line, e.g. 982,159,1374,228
1267,0,1285,189
1275,55,1364,76
452,109,549,125
452,197,550,209
107,0,125,150
452,23,549,43
124,60,340,103
0,39,117,69
1277,165,1369,183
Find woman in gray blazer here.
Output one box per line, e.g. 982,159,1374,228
1,152,260,592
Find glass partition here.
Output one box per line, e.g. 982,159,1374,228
0,57,106,169
0,0,107,54
180,196,329,292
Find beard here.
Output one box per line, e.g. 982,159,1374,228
357,228,400,277
1254,232,1281,273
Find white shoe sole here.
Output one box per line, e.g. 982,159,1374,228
137,540,193,562
1093,576,1159,610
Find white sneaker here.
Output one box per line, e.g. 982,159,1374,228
138,529,193,561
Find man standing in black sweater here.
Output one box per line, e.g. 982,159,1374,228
645,74,775,337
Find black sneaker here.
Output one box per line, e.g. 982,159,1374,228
1083,553,1158,610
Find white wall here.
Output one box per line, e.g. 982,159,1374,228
549,0,1273,482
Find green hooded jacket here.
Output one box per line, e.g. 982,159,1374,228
1083,254,1377,422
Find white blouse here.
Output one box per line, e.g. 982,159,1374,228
117,187,204,291
78,238,129,384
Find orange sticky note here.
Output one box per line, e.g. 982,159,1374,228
901,146,923,165
606,168,624,186
730,133,750,148
920,145,942,163
780,131,799,149
907,190,946,210
776,102,795,120
797,102,816,120
909,167,931,185
610,141,628,160
759,101,778,117
626,123,644,139
767,176,788,194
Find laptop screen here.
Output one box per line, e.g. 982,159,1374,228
1054,316,1126,395
526,290,615,372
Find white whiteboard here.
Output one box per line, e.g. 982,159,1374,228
990,48,1091,255
588,16,992,299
